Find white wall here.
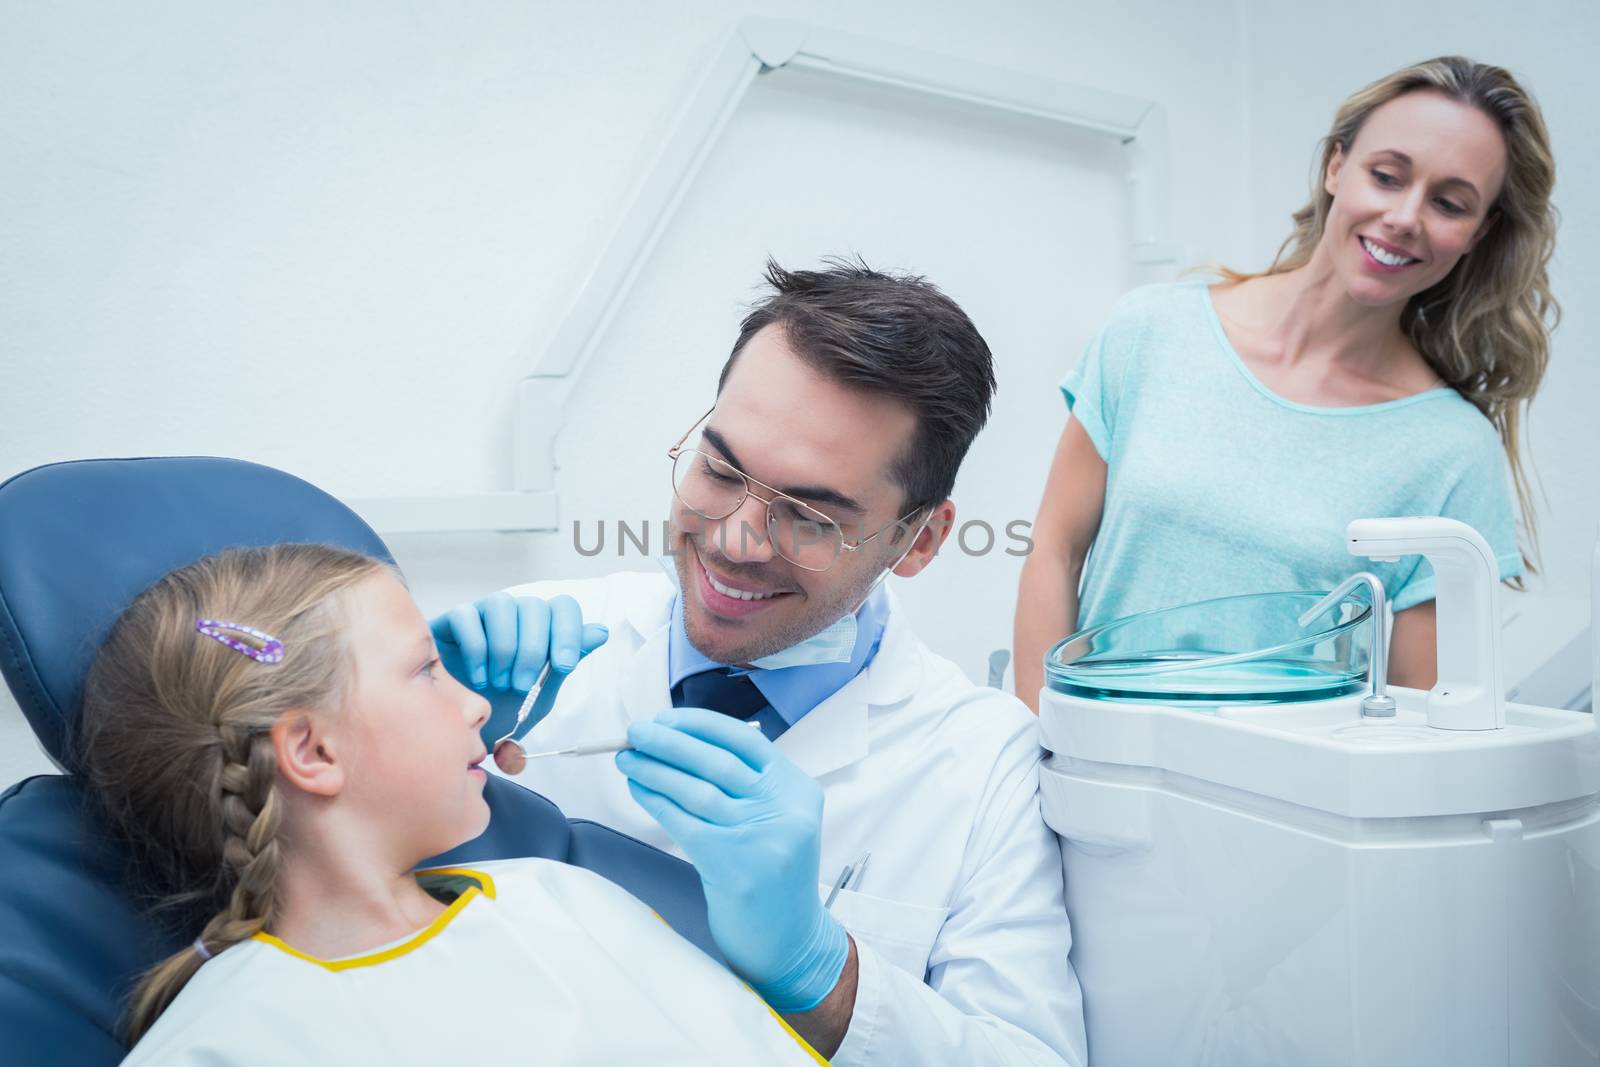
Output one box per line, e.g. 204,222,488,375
1,1,1250,787
5,3,1593,792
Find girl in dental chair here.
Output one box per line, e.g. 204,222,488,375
78,544,823,1065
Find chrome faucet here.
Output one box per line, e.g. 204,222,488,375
1300,572,1396,718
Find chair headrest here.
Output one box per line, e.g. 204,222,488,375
0,457,391,768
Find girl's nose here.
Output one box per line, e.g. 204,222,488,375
462,688,490,730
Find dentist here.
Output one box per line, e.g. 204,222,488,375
434,259,1085,1064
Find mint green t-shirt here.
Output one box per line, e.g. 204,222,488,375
1060,281,1523,631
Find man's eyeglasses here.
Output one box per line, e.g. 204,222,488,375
667,410,925,573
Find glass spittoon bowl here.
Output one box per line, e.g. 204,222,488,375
1045,590,1374,706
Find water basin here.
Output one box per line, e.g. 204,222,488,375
1046,591,1373,706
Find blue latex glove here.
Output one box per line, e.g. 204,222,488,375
616,707,849,1013
429,593,607,742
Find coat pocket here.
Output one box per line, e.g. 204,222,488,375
820,886,950,981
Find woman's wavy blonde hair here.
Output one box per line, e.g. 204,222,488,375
1224,56,1560,565
77,544,391,1046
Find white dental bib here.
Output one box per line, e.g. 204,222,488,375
121,859,824,1065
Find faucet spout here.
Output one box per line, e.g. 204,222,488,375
1300,572,1395,717
1345,518,1504,730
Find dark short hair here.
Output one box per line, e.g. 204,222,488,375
718,257,996,514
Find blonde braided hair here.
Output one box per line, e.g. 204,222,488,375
77,544,391,1045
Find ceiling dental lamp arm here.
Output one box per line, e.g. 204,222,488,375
509,18,1180,517
342,21,1180,533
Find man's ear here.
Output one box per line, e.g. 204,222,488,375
893,500,956,579
271,711,345,798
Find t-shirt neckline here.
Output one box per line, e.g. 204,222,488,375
1195,281,1456,417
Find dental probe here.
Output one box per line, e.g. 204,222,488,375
521,736,638,760
493,720,762,774
525,719,764,758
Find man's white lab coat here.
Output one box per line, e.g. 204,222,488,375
493,571,1087,1066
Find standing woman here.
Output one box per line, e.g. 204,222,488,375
1014,57,1559,711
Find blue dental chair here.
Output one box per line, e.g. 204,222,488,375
0,457,717,1064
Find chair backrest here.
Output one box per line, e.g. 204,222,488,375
0,457,714,1063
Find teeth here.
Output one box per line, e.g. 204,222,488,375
707,571,776,601
1362,238,1415,267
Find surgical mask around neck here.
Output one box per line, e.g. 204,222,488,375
748,611,858,670
660,517,926,672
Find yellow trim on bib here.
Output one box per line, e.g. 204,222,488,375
252,866,495,972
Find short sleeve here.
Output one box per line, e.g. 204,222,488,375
1059,286,1162,463
1390,437,1526,612
1059,331,1115,462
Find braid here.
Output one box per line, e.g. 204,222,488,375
206,727,285,948
124,729,286,1045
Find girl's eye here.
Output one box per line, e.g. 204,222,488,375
1370,169,1399,186
419,657,441,680
1435,198,1465,216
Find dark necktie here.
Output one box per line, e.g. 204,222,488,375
671,668,786,740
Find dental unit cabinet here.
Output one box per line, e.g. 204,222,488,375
1040,517,1600,1066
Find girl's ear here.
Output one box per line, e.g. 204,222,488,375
271,712,345,797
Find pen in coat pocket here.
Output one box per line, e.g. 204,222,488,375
825,851,872,909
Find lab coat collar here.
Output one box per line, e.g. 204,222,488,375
620,572,676,642
758,588,922,780
613,575,675,729
619,623,673,728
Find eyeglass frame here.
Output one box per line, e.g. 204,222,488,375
666,408,931,571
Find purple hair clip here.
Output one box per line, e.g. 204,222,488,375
195,619,285,664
